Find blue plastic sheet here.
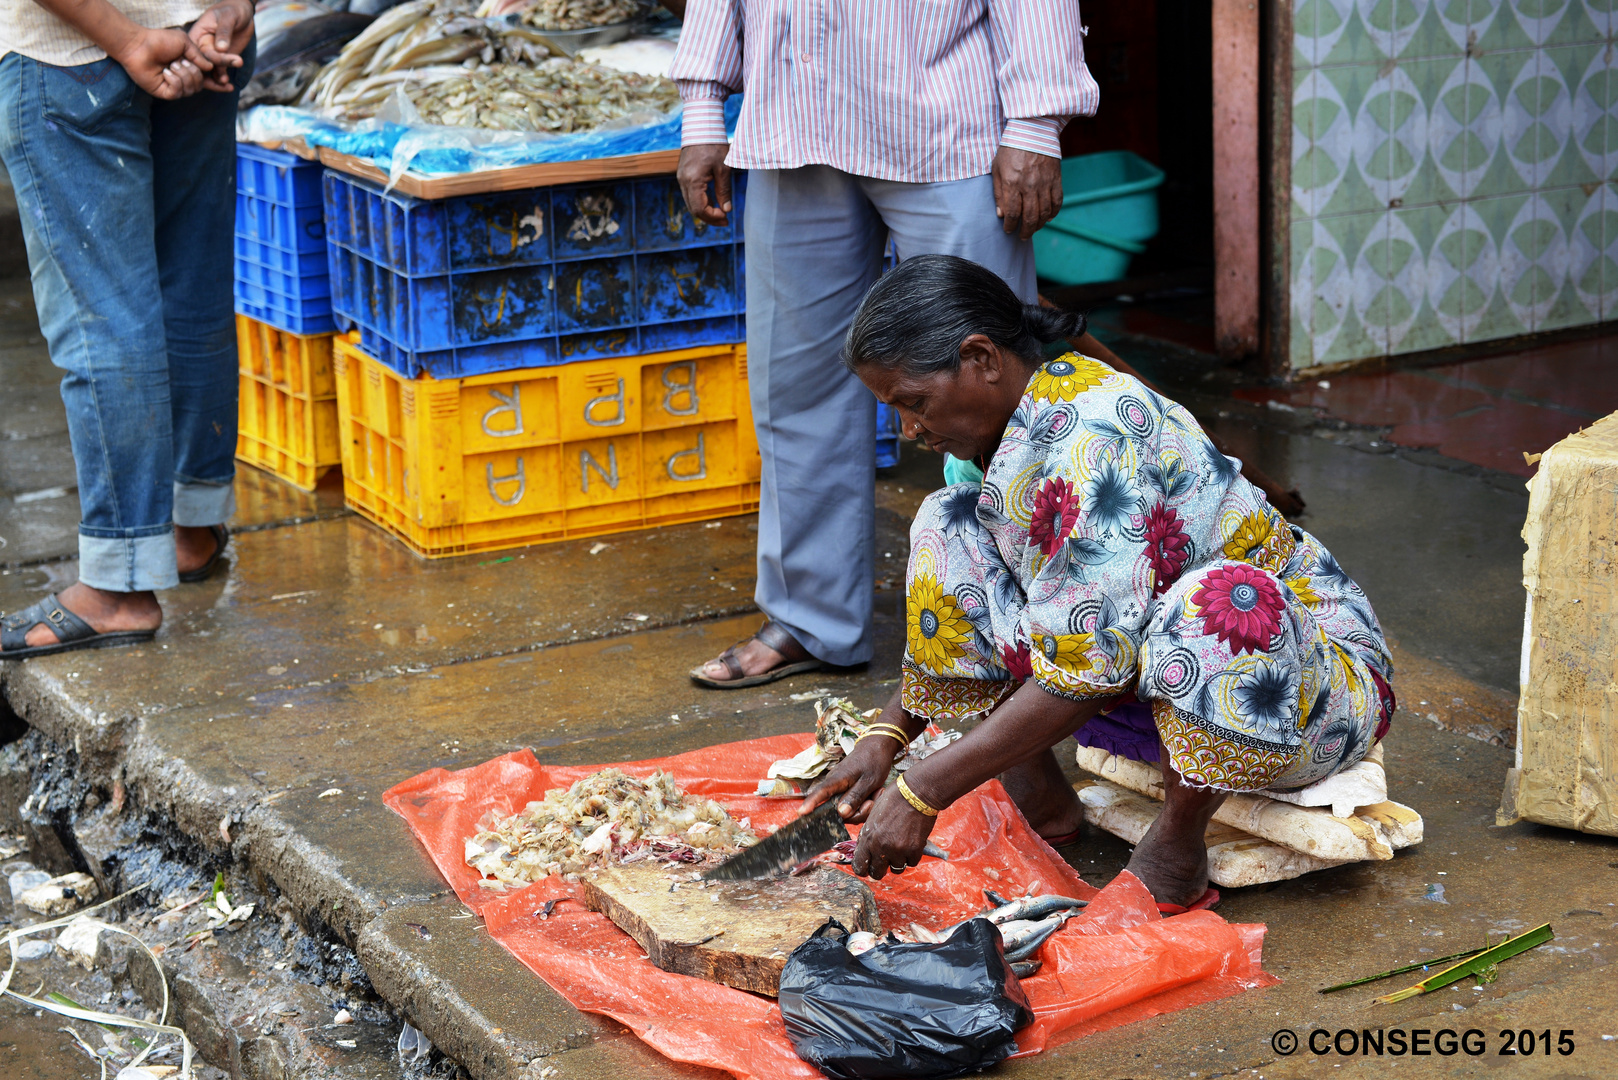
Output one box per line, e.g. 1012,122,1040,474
240,96,742,179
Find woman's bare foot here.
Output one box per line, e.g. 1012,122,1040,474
176,525,221,576
1001,748,1085,841
1123,746,1227,907
2,582,161,651
1127,815,1214,907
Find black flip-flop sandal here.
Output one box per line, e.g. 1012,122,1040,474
178,524,230,584
0,594,156,660
690,619,824,689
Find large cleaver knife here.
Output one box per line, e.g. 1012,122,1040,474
703,801,850,880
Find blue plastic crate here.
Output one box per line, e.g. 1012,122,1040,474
233,236,335,333
324,170,748,378
235,145,331,334
234,283,335,335
235,235,328,278
236,144,326,209
238,195,325,254
323,171,746,276
236,256,332,300
875,402,902,469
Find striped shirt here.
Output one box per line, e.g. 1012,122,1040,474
1,0,210,66
670,0,1099,183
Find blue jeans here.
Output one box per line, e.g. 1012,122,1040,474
0,45,252,592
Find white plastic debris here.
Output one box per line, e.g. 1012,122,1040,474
318,788,344,798
398,1021,432,1065
333,1008,354,1025
5,896,201,1076
8,866,51,901
13,938,52,960
19,871,100,915
58,916,109,968
206,889,255,928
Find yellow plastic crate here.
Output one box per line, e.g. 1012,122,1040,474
235,315,341,491
333,336,761,557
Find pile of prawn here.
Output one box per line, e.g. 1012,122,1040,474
464,769,758,888
295,0,677,130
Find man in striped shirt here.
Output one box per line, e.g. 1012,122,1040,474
677,0,1099,688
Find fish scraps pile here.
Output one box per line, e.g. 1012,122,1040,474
465,769,758,888
401,58,678,131
755,697,961,798
517,0,647,30
297,0,678,130
472,0,646,28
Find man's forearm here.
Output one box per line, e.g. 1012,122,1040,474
27,0,143,58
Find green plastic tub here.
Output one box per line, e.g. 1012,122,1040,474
1033,151,1166,286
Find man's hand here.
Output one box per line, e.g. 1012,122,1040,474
801,737,901,823
677,143,733,226
850,784,936,880
188,0,254,92
992,146,1063,241
113,26,212,99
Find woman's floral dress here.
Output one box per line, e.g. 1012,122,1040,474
902,355,1395,792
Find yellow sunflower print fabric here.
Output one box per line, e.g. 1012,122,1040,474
899,355,1396,792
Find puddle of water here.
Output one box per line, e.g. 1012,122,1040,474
0,996,103,1080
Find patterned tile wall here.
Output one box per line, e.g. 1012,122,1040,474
1289,0,1618,370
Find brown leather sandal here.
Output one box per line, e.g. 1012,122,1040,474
689,619,825,689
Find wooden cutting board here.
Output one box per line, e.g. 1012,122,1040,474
582,864,881,996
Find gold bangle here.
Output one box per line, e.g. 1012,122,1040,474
854,731,903,751
869,722,913,744
895,774,940,817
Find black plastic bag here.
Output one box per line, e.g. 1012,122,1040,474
778,918,1034,1080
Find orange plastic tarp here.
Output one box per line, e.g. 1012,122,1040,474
384,735,1278,1078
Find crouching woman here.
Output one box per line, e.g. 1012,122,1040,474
803,255,1395,910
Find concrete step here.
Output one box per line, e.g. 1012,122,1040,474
0,406,919,1079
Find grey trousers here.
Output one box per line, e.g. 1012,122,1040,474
743,165,1037,666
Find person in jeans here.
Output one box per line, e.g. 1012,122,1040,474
0,0,253,657
673,0,1097,690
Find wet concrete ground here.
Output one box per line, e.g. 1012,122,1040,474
3,271,1617,1079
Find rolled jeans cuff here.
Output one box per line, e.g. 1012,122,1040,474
173,476,235,528
78,528,179,593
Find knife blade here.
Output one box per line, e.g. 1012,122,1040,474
703,801,850,880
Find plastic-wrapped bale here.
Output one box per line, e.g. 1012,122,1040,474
1499,411,1618,836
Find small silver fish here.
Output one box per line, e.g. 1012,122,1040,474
984,893,1088,924
1002,911,1076,962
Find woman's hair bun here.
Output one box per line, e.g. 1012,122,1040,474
843,254,1090,377
1022,303,1087,344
